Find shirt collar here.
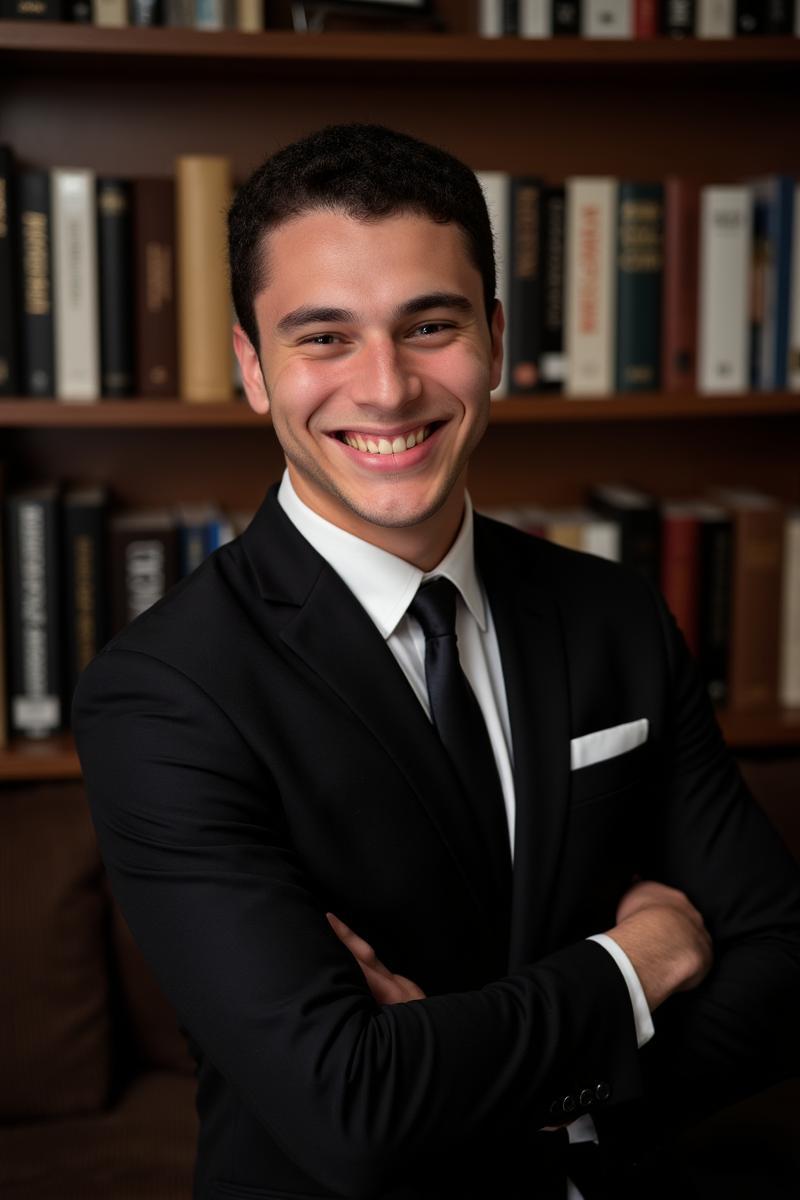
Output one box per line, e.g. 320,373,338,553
277,467,487,639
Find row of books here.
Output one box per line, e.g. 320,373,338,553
480,171,800,398
3,141,799,403
0,471,256,744
485,482,800,714
2,471,798,744
0,0,264,29
480,0,800,38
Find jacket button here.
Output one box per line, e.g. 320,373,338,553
594,1081,611,1102
562,1094,577,1114
579,1088,594,1107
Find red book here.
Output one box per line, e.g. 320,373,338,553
635,0,660,37
662,178,700,394
660,501,701,657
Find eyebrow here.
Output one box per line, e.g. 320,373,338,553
275,292,476,337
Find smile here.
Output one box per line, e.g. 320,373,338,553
335,422,440,456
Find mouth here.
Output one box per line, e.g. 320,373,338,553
332,420,443,457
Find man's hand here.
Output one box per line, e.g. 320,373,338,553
605,878,713,1011
326,912,427,1004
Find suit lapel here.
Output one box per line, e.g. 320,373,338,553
475,515,573,971
241,485,499,944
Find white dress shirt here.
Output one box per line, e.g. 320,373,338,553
277,468,653,1197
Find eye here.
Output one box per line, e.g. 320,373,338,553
411,322,452,337
300,333,342,346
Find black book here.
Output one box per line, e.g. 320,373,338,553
4,484,65,739
63,484,110,709
508,176,545,395
765,0,793,32
539,185,566,393
18,170,55,398
503,0,518,35
0,145,20,397
66,0,92,19
97,178,135,398
552,0,581,35
0,0,67,15
736,1,766,33
587,483,661,587
695,502,733,707
615,181,664,393
661,0,695,35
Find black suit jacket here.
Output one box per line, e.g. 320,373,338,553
72,483,800,1200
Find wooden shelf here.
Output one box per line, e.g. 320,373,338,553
3,708,799,781
2,392,800,428
1,22,799,82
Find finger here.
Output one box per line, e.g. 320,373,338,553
326,912,379,967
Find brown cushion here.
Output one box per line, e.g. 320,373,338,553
106,881,195,1076
0,782,111,1120
0,1069,197,1200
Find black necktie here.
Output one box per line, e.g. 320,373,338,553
408,577,512,922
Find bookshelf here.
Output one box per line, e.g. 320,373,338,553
2,18,800,769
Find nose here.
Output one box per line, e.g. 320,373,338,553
347,335,422,413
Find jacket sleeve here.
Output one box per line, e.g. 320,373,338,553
635,577,800,1130
72,644,642,1199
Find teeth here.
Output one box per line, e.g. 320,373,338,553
341,423,434,455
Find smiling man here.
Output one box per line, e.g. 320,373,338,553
72,124,800,1200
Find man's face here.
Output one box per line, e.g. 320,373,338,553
239,209,504,535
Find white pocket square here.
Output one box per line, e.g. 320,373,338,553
570,718,649,771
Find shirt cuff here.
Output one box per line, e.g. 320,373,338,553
587,932,655,1049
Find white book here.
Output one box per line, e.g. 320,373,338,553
52,169,100,403
478,0,504,37
695,0,734,36
582,0,633,37
565,177,618,396
789,184,800,391
92,0,128,25
697,186,752,394
519,0,552,36
779,510,800,707
476,170,511,399
582,517,621,561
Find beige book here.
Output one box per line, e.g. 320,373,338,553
52,168,100,403
565,177,618,396
779,511,800,708
92,0,128,26
236,0,263,31
176,155,234,403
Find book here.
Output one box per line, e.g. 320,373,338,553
4,484,65,738
661,0,694,35
17,170,55,397
662,177,700,394
0,145,20,397
62,484,110,702
476,170,511,399
508,176,545,394
133,177,178,398
582,0,633,36
695,0,735,35
587,482,660,585
697,186,751,394
779,508,800,708
97,178,135,398
659,499,701,657
749,176,794,393
565,177,618,396
108,508,180,635
539,185,566,390
694,501,733,706
615,181,664,392
175,155,234,403
52,168,101,402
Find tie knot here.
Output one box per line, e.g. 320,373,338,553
408,577,458,641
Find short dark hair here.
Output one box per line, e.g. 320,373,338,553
227,122,497,359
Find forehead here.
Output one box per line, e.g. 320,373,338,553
257,209,479,312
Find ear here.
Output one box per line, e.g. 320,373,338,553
232,323,269,415
488,299,505,392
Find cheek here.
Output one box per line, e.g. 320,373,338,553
271,359,333,425
427,344,491,402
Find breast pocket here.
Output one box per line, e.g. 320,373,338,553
569,737,653,808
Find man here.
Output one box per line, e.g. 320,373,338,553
72,123,800,1200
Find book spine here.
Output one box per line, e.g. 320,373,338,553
765,0,793,32
659,511,700,656
97,178,135,398
789,182,800,391
195,0,226,29
661,0,695,34
565,177,617,396
1,0,66,15
52,168,101,402
478,0,505,35
133,177,178,398
697,514,732,705
63,494,109,699
109,521,180,636
18,171,55,397
582,0,633,37
176,156,233,402
779,512,800,707
615,181,663,392
235,0,263,31
662,177,699,393
0,145,20,396
735,0,766,33
697,186,751,394
748,186,768,390
92,0,129,25
765,176,794,392
551,0,581,32
634,0,659,36
539,185,566,390
5,491,64,738
476,170,511,398
163,0,194,23
508,177,544,394
518,0,551,34
727,505,784,710
130,0,162,23
695,0,735,35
